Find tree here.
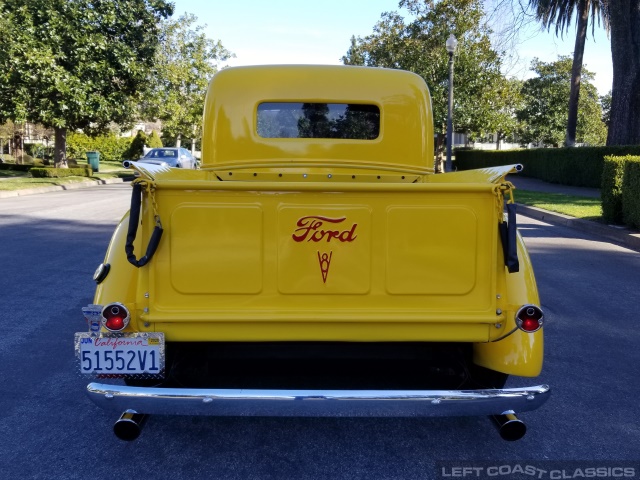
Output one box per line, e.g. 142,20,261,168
342,0,513,164
600,90,611,128
516,56,607,146
125,130,148,160
0,0,173,167
527,0,609,147
147,130,163,148
142,14,232,149
606,1,640,146
297,104,332,138
483,0,539,68
0,121,13,158
485,78,525,149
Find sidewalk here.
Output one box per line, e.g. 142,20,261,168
509,176,600,199
509,175,640,253
0,177,126,199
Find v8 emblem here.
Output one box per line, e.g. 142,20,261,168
317,251,333,284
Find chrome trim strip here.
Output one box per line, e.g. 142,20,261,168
86,383,550,417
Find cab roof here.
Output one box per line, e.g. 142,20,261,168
201,65,434,173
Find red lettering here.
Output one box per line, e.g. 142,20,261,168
310,229,326,242
338,224,357,242
93,337,144,350
292,216,358,243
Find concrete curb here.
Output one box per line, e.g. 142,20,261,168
517,203,640,253
0,177,127,199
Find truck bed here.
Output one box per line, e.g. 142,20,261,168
124,165,514,343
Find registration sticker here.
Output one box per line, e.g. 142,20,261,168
81,304,103,334
74,332,164,377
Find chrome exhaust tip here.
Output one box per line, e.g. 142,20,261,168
122,160,132,168
114,409,148,441
492,411,527,441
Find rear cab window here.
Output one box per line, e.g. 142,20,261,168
257,102,380,140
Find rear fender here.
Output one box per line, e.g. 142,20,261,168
473,232,543,377
93,211,140,326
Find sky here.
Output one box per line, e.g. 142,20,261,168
171,0,613,95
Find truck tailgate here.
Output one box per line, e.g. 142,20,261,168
139,180,504,342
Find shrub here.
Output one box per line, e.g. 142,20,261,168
0,153,36,166
67,132,132,162
13,153,36,165
124,130,148,160
66,132,93,159
147,130,163,148
22,143,52,158
601,156,628,224
30,167,92,178
24,143,38,156
0,162,32,172
455,145,640,188
622,159,640,229
102,136,133,162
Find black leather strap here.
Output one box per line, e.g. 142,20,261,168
499,203,520,273
125,182,163,268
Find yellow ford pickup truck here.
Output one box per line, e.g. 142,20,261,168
75,65,549,441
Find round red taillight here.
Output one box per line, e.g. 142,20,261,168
102,303,130,332
515,305,544,333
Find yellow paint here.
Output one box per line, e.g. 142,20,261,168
170,204,264,294
152,321,490,343
93,212,140,331
144,183,500,327
103,65,543,377
473,233,544,376
201,65,434,173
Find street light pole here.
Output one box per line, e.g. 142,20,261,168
445,33,457,173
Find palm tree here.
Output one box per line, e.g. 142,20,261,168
528,0,609,146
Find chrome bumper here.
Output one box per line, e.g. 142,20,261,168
86,383,550,417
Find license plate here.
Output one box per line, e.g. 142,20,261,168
75,332,164,376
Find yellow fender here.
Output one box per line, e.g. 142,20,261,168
473,231,544,377
93,211,141,330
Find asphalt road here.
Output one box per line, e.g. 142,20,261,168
0,184,639,480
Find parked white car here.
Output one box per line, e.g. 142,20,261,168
138,148,197,169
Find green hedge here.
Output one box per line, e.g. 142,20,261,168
622,159,640,229
455,146,640,188
0,162,33,172
601,155,640,227
124,130,147,160
601,156,628,223
147,130,163,148
30,167,92,178
67,132,132,162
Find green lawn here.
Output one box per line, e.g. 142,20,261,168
98,160,128,172
0,169,25,178
514,190,602,221
0,176,96,190
0,164,130,190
